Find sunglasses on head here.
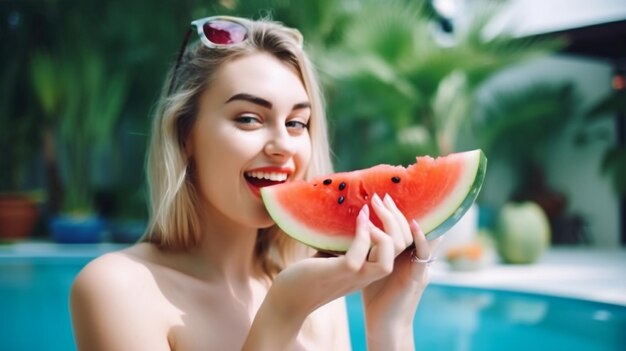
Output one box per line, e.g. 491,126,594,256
168,16,304,94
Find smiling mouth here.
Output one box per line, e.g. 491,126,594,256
244,170,289,195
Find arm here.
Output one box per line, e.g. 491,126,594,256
241,285,307,350
70,254,171,351
362,194,442,351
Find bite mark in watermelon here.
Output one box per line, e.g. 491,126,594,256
261,150,487,252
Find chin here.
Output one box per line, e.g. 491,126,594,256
251,209,276,229
258,217,276,230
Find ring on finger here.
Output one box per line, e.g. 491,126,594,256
410,248,436,265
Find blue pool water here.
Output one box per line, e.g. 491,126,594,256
1,254,624,351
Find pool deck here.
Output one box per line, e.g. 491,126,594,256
430,246,626,306
1,242,625,306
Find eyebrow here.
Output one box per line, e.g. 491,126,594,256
226,93,310,111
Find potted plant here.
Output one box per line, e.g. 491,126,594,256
0,53,43,240
31,48,128,243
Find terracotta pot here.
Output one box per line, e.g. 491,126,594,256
0,193,40,239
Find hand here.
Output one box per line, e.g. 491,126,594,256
269,204,396,317
244,204,397,350
362,194,442,349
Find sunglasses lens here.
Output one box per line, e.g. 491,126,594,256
203,19,247,45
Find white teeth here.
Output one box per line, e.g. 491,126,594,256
246,171,288,182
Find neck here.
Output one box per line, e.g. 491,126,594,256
193,217,262,282
153,198,272,288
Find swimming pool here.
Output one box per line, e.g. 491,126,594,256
0,252,624,351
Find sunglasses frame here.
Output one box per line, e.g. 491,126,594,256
168,16,304,95
191,16,251,49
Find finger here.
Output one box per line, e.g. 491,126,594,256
410,219,431,261
344,205,371,270
371,193,404,254
366,224,394,275
383,194,413,247
363,224,386,262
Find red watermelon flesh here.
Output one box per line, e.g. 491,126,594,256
261,149,487,252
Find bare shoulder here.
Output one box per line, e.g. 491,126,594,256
70,244,171,350
71,245,157,307
72,245,153,290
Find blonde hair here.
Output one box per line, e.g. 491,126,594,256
142,17,333,276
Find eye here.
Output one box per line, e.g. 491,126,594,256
286,120,308,132
234,114,262,129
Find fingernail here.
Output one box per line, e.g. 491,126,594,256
412,219,424,235
372,193,383,206
383,193,393,206
359,204,369,219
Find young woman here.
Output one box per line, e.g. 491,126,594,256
70,16,440,351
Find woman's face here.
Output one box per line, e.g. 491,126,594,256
187,52,312,229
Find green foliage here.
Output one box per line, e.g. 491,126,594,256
470,82,579,197
576,90,626,195
0,14,42,192
601,146,626,195
5,0,226,217
0,55,39,191
305,0,563,170
30,53,63,120
473,83,577,166
30,47,130,214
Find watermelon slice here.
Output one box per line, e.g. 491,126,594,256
261,149,487,252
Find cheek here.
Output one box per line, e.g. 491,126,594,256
194,130,254,184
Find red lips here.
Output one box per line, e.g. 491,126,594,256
244,167,292,198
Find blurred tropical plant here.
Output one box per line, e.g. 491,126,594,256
312,0,564,170
472,83,577,195
0,7,42,194
31,48,129,216
4,0,225,221
0,56,39,193
575,87,626,195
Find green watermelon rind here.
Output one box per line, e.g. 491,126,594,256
262,150,487,252
421,150,487,241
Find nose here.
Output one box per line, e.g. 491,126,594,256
264,127,296,160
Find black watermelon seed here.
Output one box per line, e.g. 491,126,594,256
339,182,346,191
391,176,401,184
323,179,332,185
338,196,345,204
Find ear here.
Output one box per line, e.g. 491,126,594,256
182,142,193,159
183,138,193,158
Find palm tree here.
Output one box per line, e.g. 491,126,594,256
310,0,564,170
